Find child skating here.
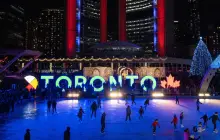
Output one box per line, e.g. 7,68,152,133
139,106,144,119
77,107,84,123
171,115,178,130
152,119,160,135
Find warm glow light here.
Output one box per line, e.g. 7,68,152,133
109,92,123,98
152,92,164,97
67,92,80,98
160,74,180,89
199,93,210,97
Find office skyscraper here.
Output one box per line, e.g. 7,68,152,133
26,9,65,58
0,5,24,49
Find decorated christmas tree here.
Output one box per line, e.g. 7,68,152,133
190,37,212,76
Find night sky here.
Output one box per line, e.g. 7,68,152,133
1,0,220,35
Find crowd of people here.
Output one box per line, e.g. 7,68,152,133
22,94,218,140
0,90,24,116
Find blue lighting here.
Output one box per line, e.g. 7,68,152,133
153,1,157,52
76,0,81,53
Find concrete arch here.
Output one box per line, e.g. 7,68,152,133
200,55,220,92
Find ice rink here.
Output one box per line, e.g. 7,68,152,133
0,98,220,140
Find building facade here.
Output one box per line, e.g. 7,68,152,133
126,0,154,57
206,25,220,57
80,0,101,54
26,9,65,58
0,5,24,49
66,0,172,58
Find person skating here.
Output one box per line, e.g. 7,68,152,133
144,98,149,110
139,106,144,119
152,119,160,135
197,122,205,133
47,100,52,113
131,94,136,105
101,112,106,134
90,101,98,118
176,95,179,104
52,100,57,114
77,107,84,123
184,128,190,140
196,99,202,111
209,112,220,133
200,113,208,128
171,115,178,130
64,126,70,140
180,111,184,128
24,129,30,140
97,96,101,108
126,105,131,121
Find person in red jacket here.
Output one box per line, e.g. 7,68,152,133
152,119,160,135
171,115,178,130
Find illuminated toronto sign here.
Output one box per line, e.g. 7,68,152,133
39,75,157,92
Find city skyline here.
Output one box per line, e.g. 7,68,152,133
1,0,220,58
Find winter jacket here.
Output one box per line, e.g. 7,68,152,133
152,121,160,127
126,107,131,115
180,113,184,120
101,115,106,124
78,109,84,117
184,131,190,140
209,114,220,123
139,108,144,114
64,130,70,140
201,115,208,122
171,117,178,124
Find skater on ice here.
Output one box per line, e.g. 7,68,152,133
138,106,144,119
77,107,84,123
171,115,178,130
90,101,98,118
200,113,208,128
180,111,184,128
152,119,160,135
209,112,220,133
125,105,131,121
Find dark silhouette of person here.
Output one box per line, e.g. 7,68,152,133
101,112,106,133
139,106,144,119
144,98,149,110
126,105,131,121
77,107,84,122
64,126,70,140
24,129,30,140
52,100,57,114
90,101,97,118
196,99,202,111
209,112,220,132
131,94,136,105
200,114,208,128
47,100,52,112
176,96,179,104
